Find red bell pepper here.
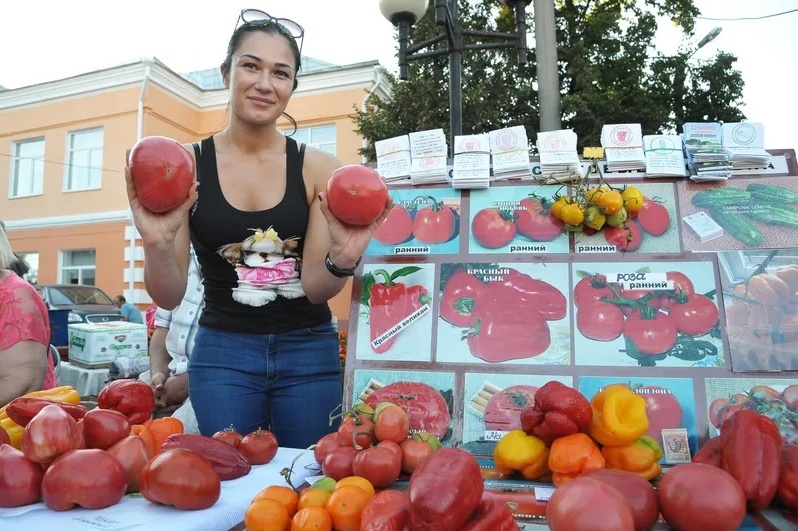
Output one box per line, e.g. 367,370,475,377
777,444,798,511
720,409,782,509
96,379,155,425
367,268,430,354
692,435,723,468
6,397,88,427
465,297,551,362
520,380,592,445
440,269,484,328
492,268,566,320
460,500,520,531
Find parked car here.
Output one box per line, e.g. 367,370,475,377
35,284,122,324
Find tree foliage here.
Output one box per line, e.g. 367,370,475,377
353,0,745,160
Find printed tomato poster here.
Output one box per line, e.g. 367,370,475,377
467,185,569,254
704,378,798,444
435,262,571,365
677,176,798,252
461,374,572,456
355,263,435,362
578,376,698,459
572,182,681,254
365,188,461,256
351,369,454,444
717,249,798,372
572,260,724,367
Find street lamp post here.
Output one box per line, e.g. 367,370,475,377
379,0,533,149
673,27,723,129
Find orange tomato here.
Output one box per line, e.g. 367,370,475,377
596,190,623,215
298,488,332,510
326,485,372,531
245,497,291,531
291,506,333,531
254,485,300,517
334,476,375,498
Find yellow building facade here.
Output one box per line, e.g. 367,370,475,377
0,56,390,326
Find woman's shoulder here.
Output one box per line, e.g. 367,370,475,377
301,145,344,187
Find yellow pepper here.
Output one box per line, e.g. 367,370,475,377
493,430,550,481
0,385,80,421
601,435,663,481
548,433,605,487
0,418,24,449
589,385,649,447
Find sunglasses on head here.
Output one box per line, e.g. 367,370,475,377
235,9,304,40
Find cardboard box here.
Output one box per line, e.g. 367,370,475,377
68,322,148,368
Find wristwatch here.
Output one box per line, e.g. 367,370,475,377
325,252,362,278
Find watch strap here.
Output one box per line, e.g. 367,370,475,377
325,252,361,278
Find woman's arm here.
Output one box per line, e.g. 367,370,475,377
0,342,47,407
142,220,191,311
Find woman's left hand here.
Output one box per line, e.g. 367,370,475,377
317,193,393,268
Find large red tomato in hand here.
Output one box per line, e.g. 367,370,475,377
513,196,564,242
483,385,538,432
412,198,456,244
658,463,746,531
22,404,83,464
326,165,388,226
0,444,44,507
471,208,517,249
140,449,221,510
547,476,635,531
129,136,195,213
361,489,410,531
42,449,127,510
374,203,413,244
82,408,131,450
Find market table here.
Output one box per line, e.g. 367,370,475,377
57,361,110,398
0,447,316,531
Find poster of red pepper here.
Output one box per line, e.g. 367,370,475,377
355,263,435,362
365,188,461,256
467,184,569,254
435,262,571,365
571,259,724,367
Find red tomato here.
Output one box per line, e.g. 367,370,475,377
326,164,389,226
212,426,244,448
637,199,670,236
412,198,456,244
337,415,376,449
399,438,434,475
471,208,516,249
708,396,756,430
576,301,625,342
0,444,44,507
374,403,410,444
750,385,782,403
546,476,635,531
631,385,684,441
513,197,564,242
82,408,131,450
352,447,402,488
374,204,413,245
360,489,410,531
42,449,127,510
782,385,798,410
313,432,341,465
107,435,152,494
22,404,83,464
604,221,643,251
483,385,538,432
669,294,719,337
363,381,451,440
239,429,279,465
376,440,403,465
140,449,221,510
658,463,746,531
321,446,359,481
573,274,616,308
129,136,195,213
623,311,678,355
581,469,659,531
439,268,484,328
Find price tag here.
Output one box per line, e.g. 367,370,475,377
534,486,556,501
483,430,508,442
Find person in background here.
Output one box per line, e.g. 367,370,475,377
114,294,144,324
0,220,57,407
124,9,390,448
0,222,32,280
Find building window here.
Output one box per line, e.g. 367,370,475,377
65,128,104,191
60,249,96,286
285,124,337,155
15,252,39,284
9,138,45,198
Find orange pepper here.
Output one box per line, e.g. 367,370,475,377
589,385,649,446
0,418,24,449
601,435,663,481
548,433,605,486
493,430,550,481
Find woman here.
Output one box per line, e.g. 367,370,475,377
0,221,57,407
125,10,390,448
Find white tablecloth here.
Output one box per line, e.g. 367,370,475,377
0,447,317,531
57,362,110,398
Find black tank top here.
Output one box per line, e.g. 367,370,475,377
189,135,332,334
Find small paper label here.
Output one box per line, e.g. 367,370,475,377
607,272,673,291
483,430,507,442
661,428,692,464
534,486,556,501
371,304,430,349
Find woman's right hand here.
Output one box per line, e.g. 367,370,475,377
125,150,199,247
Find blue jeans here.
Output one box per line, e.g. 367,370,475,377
188,321,343,449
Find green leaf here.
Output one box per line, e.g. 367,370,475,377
360,272,375,307
390,266,422,281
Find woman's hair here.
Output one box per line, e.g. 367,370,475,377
220,23,302,134
0,220,14,270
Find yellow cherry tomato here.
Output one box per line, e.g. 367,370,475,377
550,196,571,221
561,203,585,226
586,186,608,204
621,187,644,213
597,190,623,215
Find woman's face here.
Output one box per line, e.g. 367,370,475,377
226,31,297,126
